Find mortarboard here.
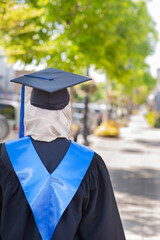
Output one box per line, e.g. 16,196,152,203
11,68,91,92
10,68,92,138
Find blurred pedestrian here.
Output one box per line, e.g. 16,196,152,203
0,68,126,240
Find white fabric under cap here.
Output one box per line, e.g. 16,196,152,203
24,101,71,142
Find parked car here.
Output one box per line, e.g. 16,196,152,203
72,102,100,134
0,99,19,140
0,114,9,140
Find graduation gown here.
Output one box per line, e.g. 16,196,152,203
0,137,125,240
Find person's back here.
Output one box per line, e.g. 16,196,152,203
0,68,126,240
0,137,125,239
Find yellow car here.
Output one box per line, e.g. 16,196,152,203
94,120,120,137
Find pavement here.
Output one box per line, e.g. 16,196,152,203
87,112,160,240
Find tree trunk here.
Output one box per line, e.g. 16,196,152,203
103,78,108,121
82,67,90,145
69,87,74,118
82,94,89,146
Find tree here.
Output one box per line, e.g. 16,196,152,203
0,1,54,66
0,0,157,95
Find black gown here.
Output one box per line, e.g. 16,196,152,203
0,137,126,240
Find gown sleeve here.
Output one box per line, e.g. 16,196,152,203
79,153,126,240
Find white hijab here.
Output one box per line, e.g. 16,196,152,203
24,89,72,142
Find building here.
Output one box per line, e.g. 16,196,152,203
155,68,160,111
0,56,15,99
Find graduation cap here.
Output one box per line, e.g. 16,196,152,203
10,68,92,138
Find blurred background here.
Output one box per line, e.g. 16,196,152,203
0,0,160,239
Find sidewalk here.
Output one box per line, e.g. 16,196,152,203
88,113,160,240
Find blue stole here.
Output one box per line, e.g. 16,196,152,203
5,136,94,240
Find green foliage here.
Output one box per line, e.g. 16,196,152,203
0,1,49,62
154,117,160,128
146,112,160,128
146,112,155,126
121,70,156,105
90,82,105,102
73,82,105,102
0,0,158,91
122,69,156,94
132,86,150,105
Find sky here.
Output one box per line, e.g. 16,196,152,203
146,0,160,78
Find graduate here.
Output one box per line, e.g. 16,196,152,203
0,68,126,240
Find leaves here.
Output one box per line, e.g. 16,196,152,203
0,0,158,93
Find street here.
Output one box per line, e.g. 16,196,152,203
89,112,160,240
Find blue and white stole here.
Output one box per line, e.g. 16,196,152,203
5,136,94,240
